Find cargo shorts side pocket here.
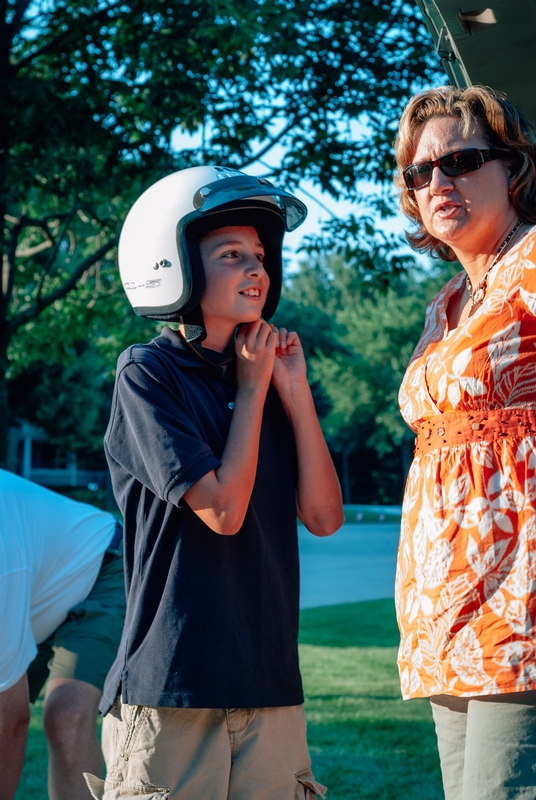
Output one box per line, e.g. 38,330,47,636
295,768,327,799
84,773,170,800
104,703,149,783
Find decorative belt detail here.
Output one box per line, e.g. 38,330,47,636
414,408,536,456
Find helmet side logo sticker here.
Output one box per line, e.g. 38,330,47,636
145,279,161,288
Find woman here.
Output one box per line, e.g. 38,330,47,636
394,85,536,800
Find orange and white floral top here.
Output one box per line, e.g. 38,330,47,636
396,227,536,699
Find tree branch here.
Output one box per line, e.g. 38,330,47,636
6,236,118,336
371,0,407,50
15,240,53,258
14,29,72,72
237,115,298,169
0,215,24,323
5,211,69,228
9,0,35,37
35,208,76,303
13,0,123,71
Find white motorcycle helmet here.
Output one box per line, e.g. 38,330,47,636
118,166,307,341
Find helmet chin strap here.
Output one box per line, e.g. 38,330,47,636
178,317,236,367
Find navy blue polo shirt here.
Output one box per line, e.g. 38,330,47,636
100,326,303,714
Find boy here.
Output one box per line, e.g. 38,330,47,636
86,167,343,800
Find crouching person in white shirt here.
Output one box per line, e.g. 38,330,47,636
0,470,125,800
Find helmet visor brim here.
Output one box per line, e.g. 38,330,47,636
193,175,307,232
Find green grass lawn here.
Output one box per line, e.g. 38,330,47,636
16,600,443,799
299,600,443,799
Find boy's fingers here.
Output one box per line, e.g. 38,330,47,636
235,323,251,349
243,318,263,346
287,331,299,346
263,328,278,351
237,320,276,356
255,320,276,347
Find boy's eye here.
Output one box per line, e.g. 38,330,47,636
218,250,264,262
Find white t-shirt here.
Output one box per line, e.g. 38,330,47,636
0,469,117,691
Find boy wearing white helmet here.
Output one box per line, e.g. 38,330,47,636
85,167,343,800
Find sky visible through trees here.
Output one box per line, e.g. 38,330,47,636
2,0,449,500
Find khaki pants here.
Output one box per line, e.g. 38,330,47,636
431,693,536,800
85,700,326,800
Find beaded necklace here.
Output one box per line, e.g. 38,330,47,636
466,219,524,307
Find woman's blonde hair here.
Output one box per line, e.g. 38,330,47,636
394,86,536,261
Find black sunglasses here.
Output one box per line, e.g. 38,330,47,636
403,148,507,191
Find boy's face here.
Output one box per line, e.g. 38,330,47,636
198,226,269,329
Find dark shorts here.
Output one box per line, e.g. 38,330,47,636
27,542,126,703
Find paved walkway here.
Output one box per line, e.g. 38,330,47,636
298,522,400,608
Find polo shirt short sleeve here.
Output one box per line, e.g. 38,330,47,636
106,345,221,509
101,328,303,714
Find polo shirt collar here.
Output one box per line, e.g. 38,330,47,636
152,327,235,372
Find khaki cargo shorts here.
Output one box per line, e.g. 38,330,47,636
27,543,126,702
85,700,326,800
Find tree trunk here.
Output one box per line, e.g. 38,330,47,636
341,448,351,504
400,436,414,490
0,16,14,469
0,348,9,468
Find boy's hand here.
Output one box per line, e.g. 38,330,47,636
235,319,278,391
271,326,308,401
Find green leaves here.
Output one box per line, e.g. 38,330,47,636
5,0,441,200
277,252,457,501
0,0,444,464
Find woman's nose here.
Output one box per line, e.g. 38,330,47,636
429,165,454,193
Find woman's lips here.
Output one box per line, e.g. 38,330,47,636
434,202,461,218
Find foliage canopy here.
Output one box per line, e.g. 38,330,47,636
1,0,441,463
274,253,460,502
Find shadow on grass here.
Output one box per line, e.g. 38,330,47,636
309,718,442,800
299,600,444,799
306,693,404,701
18,600,441,800
299,598,400,648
